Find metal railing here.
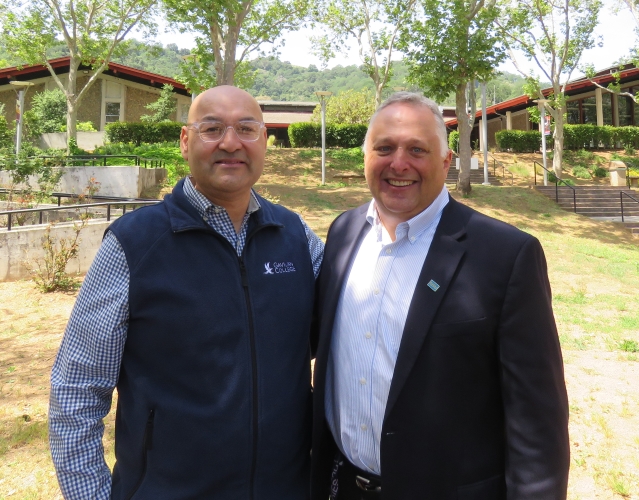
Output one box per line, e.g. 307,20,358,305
1,154,166,168
0,200,159,231
0,188,152,207
533,161,577,213
487,153,513,185
620,191,639,222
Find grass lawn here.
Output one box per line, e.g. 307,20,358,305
1,148,639,499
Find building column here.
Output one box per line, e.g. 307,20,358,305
595,87,604,126
506,111,512,130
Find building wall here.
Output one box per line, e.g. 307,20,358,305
77,76,102,128
511,110,530,131
487,118,503,148
125,86,163,122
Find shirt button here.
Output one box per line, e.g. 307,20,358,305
410,236,416,242
385,248,392,254
361,424,368,431
365,332,372,339
373,288,380,295
359,377,367,385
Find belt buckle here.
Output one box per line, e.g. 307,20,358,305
355,475,381,492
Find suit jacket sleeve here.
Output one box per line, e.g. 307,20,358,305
498,236,570,499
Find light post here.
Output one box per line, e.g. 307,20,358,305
535,99,550,186
481,82,490,185
10,81,34,156
315,91,332,185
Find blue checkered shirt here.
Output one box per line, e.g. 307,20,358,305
49,177,324,500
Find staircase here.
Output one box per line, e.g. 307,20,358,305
534,185,639,236
446,168,500,185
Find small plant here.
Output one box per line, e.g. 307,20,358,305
624,145,635,156
618,339,639,353
267,135,276,147
26,219,87,292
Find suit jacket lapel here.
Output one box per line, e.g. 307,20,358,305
384,198,467,421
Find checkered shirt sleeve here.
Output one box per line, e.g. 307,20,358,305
49,231,129,500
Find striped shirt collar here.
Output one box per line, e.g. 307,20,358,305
182,176,261,219
366,185,449,244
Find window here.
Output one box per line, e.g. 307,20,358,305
101,80,124,129
582,97,597,124
602,93,613,125
566,100,580,124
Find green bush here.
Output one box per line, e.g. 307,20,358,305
26,89,67,136
105,121,183,146
0,104,12,150
448,131,459,152
288,122,321,148
495,130,541,152
614,126,639,149
60,121,97,132
288,122,367,148
572,166,591,179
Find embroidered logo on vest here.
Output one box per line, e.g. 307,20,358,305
264,262,296,274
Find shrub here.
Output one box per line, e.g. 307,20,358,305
0,104,12,150
26,89,67,136
495,130,541,152
327,124,367,148
572,166,591,179
288,122,321,148
288,122,367,148
448,131,459,152
60,121,96,132
614,126,639,149
105,121,183,146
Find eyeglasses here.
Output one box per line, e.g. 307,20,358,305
187,120,265,143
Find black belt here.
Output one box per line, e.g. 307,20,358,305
331,452,382,500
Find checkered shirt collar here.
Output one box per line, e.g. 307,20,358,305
183,176,261,219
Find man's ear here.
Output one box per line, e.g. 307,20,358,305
180,126,189,161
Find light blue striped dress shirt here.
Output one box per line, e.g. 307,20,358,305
325,186,449,475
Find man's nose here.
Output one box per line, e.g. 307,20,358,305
218,126,242,152
389,147,410,171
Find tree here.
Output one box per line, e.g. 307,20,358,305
25,88,67,136
310,88,376,124
0,0,156,153
163,0,310,90
498,0,602,178
141,84,177,123
400,0,505,194
311,0,416,106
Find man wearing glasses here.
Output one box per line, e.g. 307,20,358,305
49,86,324,499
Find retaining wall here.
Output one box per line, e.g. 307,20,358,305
38,131,106,150
0,219,112,281
0,166,166,198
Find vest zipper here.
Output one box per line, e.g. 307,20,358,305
238,257,258,500
125,409,155,500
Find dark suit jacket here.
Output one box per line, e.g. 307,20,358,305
311,197,570,500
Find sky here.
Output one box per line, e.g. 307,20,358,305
158,4,637,79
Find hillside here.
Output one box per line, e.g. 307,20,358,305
0,40,530,104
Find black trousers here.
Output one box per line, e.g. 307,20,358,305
331,453,382,500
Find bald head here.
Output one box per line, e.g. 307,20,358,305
188,86,264,124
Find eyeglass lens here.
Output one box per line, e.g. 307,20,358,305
196,121,262,142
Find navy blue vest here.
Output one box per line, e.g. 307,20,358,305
108,180,315,499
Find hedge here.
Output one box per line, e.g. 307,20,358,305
448,131,459,152
105,121,183,146
288,122,368,148
495,130,542,152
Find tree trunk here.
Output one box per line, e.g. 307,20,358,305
552,106,564,179
66,60,78,154
455,83,472,195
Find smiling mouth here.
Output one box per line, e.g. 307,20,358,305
387,179,415,187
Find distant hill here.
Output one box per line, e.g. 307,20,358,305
0,40,531,105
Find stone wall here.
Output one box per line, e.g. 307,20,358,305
76,76,101,128
0,219,112,281
511,111,530,131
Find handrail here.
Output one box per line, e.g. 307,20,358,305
0,188,153,207
533,161,577,212
487,153,513,185
1,154,166,168
0,200,159,231
620,191,639,223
